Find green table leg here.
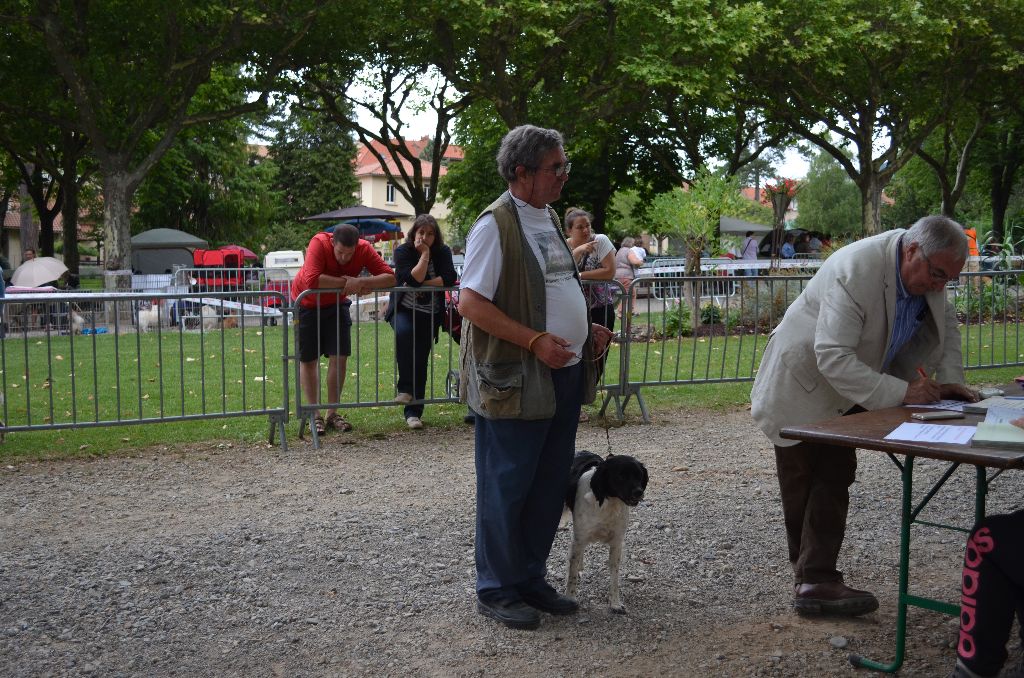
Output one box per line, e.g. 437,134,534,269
849,455,914,672
975,465,987,523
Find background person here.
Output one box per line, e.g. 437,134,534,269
565,207,616,332
614,236,644,318
388,214,457,430
292,224,395,435
565,207,616,422
951,509,1024,678
751,215,978,618
808,232,823,253
631,238,648,267
795,233,811,254
780,233,797,258
458,124,612,631
740,230,759,276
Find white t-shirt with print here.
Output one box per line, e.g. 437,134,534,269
461,198,589,365
584,233,615,266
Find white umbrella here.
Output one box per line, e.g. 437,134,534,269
11,256,69,288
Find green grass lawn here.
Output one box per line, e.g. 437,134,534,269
1,316,1022,463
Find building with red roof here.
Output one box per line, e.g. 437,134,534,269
353,136,463,237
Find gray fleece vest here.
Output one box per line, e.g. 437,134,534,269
459,192,596,419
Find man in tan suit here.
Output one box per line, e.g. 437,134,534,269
751,215,979,616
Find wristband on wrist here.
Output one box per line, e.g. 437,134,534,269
527,331,549,353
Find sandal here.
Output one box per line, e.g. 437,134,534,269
325,412,353,432
313,415,327,435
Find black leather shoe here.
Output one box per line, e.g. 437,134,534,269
794,581,878,617
519,582,579,615
476,598,541,630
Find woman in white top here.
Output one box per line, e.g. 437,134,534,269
565,207,616,331
565,207,616,421
740,230,759,276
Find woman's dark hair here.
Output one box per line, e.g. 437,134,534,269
407,214,445,250
563,207,592,235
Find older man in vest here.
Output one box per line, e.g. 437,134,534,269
459,125,612,630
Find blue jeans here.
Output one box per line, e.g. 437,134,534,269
394,307,435,418
474,362,584,600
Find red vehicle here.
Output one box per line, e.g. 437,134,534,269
192,249,243,291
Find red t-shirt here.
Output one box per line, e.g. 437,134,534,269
291,232,394,308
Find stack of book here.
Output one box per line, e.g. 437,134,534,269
969,402,1024,449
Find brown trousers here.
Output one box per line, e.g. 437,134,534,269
774,441,857,585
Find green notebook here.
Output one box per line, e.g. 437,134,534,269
971,421,1024,449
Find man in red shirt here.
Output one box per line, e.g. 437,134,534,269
292,223,395,434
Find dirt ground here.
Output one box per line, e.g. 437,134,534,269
1,407,1021,677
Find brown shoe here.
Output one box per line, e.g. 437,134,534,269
793,581,878,617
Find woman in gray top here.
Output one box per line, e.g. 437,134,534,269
614,237,644,318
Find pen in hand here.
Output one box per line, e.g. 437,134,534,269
916,366,929,380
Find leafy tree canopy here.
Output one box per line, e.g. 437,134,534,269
436,102,507,244
795,150,862,236
133,71,282,249
647,168,747,269
269,105,359,223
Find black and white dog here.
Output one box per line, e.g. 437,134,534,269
563,450,648,613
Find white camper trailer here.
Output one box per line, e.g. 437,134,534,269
263,250,304,279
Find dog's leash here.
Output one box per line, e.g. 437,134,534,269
604,423,614,457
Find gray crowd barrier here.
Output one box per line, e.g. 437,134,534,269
3,267,1022,448
0,289,291,448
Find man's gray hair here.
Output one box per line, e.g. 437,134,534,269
905,215,969,258
496,125,564,183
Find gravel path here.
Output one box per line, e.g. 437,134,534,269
1,407,1021,677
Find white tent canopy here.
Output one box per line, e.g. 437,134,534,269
131,228,208,274
719,216,773,235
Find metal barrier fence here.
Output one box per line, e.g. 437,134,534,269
954,270,1024,370
2,267,1023,447
172,266,292,300
615,273,811,421
292,281,630,448
616,268,1024,421
0,289,291,448
292,288,458,447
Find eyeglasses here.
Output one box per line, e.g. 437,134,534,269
534,161,572,177
920,251,954,282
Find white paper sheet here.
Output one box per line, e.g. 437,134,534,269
884,422,977,445
983,406,1024,425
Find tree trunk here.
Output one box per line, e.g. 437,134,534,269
991,162,1011,244
0,188,10,260
685,247,702,333
102,170,135,284
19,181,37,256
938,175,954,218
34,178,60,257
61,179,81,276
860,174,883,236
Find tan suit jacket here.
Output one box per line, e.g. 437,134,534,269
751,229,965,446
